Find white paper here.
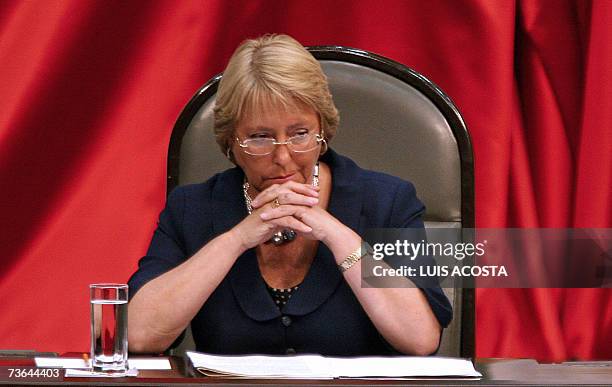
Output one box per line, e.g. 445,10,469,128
64,368,138,378
187,352,331,378
35,357,89,369
330,356,482,377
186,351,481,379
128,358,172,370
35,357,171,371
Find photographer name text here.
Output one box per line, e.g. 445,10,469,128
371,265,508,277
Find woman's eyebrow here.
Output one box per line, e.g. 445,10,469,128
245,126,273,132
244,122,310,133
286,122,309,129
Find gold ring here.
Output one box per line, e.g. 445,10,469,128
272,198,281,208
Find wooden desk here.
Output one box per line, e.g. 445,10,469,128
1,356,611,386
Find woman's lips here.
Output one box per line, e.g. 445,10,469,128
267,173,296,182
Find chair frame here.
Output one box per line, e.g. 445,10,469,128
167,46,475,358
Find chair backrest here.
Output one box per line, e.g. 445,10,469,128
168,46,475,358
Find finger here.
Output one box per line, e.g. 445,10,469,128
273,181,319,198
249,183,279,209
283,180,320,194
267,216,312,233
252,183,318,208
277,191,318,207
260,204,307,221
276,179,318,191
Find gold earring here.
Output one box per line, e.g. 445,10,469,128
320,139,328,155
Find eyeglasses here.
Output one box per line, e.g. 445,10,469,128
236,131,325,156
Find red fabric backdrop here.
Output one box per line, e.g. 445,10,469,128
0,0,610,361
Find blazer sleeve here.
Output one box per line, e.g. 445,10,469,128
387,180,453,329
127,187,188,300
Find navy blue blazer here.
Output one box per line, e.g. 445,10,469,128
128,149,452,356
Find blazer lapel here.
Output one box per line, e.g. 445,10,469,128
283,149,365,316
212,167,281,321
218,150,366,320
211,167,247,236
229,249,282,321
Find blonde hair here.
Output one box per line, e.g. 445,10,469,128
214,34,339,159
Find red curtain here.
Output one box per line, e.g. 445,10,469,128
0,0,610,361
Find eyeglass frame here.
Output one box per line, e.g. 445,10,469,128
234,130,326,156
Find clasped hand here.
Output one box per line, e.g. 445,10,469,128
232,181,341,250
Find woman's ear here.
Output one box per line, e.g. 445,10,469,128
319,138,328,156
225,138,237,164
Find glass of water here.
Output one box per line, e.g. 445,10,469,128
90,283,128,374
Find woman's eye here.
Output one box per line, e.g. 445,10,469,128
249,133,272,139
293,130,309,137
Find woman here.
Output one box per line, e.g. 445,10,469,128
128,34,451,356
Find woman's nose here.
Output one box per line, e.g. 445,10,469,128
271,142,293,164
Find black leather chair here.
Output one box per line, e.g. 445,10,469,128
167,46,475,358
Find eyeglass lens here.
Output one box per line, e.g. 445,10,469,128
242,133,320,155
